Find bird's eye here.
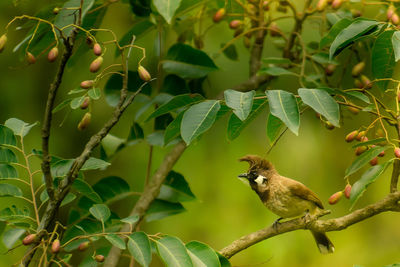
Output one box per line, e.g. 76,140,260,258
248,171,257,179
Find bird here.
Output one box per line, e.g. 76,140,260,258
238,154,334,254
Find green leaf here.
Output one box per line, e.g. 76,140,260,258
0,148,17,164
226,99,268,141
146,131,165,147
345,91,370,104
164,112,184,145
257,67,297,76
0,164,18,178
186,241,220,267
266,90,300,135
128,0,151,17
70,96,86,109
181,100,221,145
153,0,182,24
217,253,231,267
88,88,101,100
0,125,17,146
93,176,130,202
147,94,205,121
116,20,155,56
135,94,173,122
351,138,386,148
310,53,339,65
158,171,196,203
329,19,379,58
128,232,152,267
2,228,25,249
0,205,32,225
105,234,126,250
221,43,238,61
155,236,193,267
40,191,76,207
51,157,110,177
146,199,185,222
52,99,73,114
162,44,218,79
266,113,284,144
82,157,111,171
392,31,400,62
372,30,396,91
320,18,352,48
121,214,140,225
224,90,255,121
298,88,340,127
262,57,291,64
89,204,111,222
72,179,102,203
128,123,145,143
350,162,390,209
101,134,126,158
345,146,387,177
0,184,22,197
5,118,37,137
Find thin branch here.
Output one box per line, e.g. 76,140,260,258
220,191,400,259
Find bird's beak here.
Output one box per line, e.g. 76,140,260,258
238,173,248,179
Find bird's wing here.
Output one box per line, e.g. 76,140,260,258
286,178,324,209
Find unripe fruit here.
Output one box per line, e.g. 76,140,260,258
26,52,36,64
388,6,395,20
395,147,400,158
392,13,400,25
378,150,385,157
47,47,59,62
351,9,362,18
51,239,61,254
397,92,400,102
138,65,151,82
0,34,7,53
370,157,378,166
78,241,89,251
355,146,367,156
80,97,90,110
93,43,102,56
348,106,360,114
351,62,365,77
354,78,363,89
229,20,242,29
356,131,366,141
95,255,105,262
360,75,372,89
213,8,226,23
344,184,352,199
89,56,103,73
331,0,342,9
345,130,358,142
316,0,328,12
328,191,343,205
77,113,91,131
325,121,335,130
53,7,60,14
269,23,280,37
325,64,336,76
262,1,270,11
22,234,37,245
80,80,94,89
360,136,368,142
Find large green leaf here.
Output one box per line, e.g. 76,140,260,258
153,0,182,24
155,236,193,267
186,241,220,267
0,205,33,225
158,171,195,203
372,30,396,91
0,164,18,178
128,232,152,267
266,113,285,144
345,146,387,177
146,199,185,222
224,90,255,121
320,18,352,48
2,228,25,249
217,253,231,267
0,125,17,147
227,99,268,141
265,90,300,135
92,176,130,202
0,148,17,164
351,138,386,148
105,234,126,250
310,53,339,65
164,112,184,145
181,100,221,145
329,19,379,58
89,204,111,222
392,31,400,62
350,162,390,209
101,134,126,158
298,88,340,127
4,118,37,137
0,184,22,197
147,94,204,121
162,44,218,79
72,179,102,204
51,157,110,177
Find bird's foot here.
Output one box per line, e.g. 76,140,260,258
272,217,283,231
302,211,312,226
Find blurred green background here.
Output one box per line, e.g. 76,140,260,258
0,0,400,266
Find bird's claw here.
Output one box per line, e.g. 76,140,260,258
272,217,283,231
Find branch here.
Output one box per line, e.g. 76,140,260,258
391,116,400,193
104,140,187,267
220,191,400,259
249,1,267,76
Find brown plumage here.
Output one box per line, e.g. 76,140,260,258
238,155,334,254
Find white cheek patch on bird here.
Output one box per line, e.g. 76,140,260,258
255,175,266,185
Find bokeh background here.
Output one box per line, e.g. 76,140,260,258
0,0,400,266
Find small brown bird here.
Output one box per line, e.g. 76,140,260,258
238,155,334,254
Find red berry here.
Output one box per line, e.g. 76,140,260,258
344,184,352,199
22,234,37,245
329,191,343,205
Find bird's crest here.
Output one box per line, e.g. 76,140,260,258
239,155,274,171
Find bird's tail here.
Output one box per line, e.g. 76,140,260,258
311,231,334,254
